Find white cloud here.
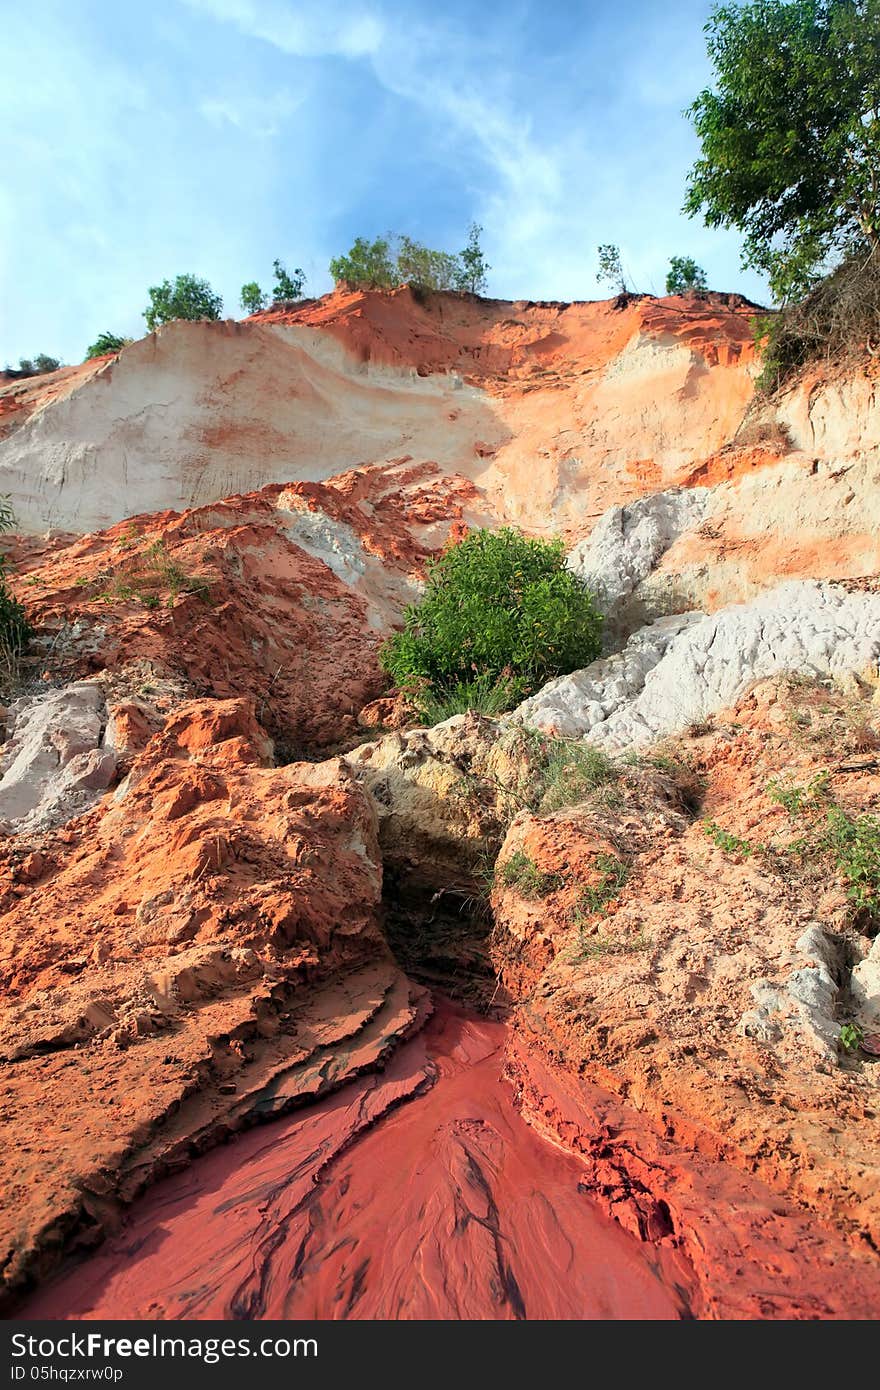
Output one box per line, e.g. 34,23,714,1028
184,0,767,302
183,0,385,58
199,89,304,135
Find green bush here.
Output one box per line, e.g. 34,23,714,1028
143,274,223,331
12,354,61,377
381,528,603,719
685,0,880,305
329,225,490,296
596,243,627,293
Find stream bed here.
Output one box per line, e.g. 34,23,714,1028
21,1003,689,1320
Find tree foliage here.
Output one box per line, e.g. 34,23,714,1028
10,354,61,377
596,243,627,292
85,332,130,360
240,282,267,314
272,260,306,301
329,225,490,295
329,236,398,290
396,236,461,292
381,528,603,718
455,222,490,293
143,274,223,331
666,256,709,294
685,0,880,303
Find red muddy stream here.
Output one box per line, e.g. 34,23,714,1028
22,1006,688,1320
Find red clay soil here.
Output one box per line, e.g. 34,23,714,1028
20,1004,688,1321
5,466,478,749
251,286,761,393
0,697,432,1308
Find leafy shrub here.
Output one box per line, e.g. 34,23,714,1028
455,223,490,294
839,1022,864,1054
822,806,880,917
144,274,223,330
240,282,267,315
11,354,61,377
85,332,130,361
666,256,708,294
396,236,461,293
381,528,603,719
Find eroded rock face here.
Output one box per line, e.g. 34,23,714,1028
0,695,428,1307
567,486,711,624
5,468,477,750
514,580,880,747
0,683,115,832
493,679,880,1258
0,289,761,539
345,712,535,890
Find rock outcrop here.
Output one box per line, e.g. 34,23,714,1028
493,679,880,1267
514,580,880,746
0,696,429,1305
2,286,880,1319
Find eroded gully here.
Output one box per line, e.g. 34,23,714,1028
20,1001,691,1321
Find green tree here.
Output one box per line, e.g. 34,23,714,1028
143,274,223,331
685,0,880,303
666,256,709,294
596,244,627,292
454,222,490,294
381,528,603,718
240,282,267,314
396,236,461,292
272,260,306,301
329,236,399,290
13,355,61,376
85,332,130,361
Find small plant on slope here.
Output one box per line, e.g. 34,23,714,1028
596,243,627,293
0,496,32,696
570,854,630,921
839,1022,864,1054
497,849,566,899
85,332,130,361
272,260,306,302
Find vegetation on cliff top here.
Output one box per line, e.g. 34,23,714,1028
686,0,880,385
330,224,490,295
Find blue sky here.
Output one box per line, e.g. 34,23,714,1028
0,0,769,366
